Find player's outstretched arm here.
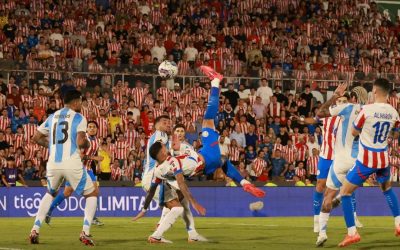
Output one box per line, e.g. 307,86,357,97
132,183,158,221
77,131,90,150
32,131,49,147
317,83,347,118
176,173,206,216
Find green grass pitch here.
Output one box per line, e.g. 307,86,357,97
0,217,399,250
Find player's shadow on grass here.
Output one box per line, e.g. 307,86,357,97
99,239,142,245
357,243,400,250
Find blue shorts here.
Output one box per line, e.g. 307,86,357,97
346,160,391,186
198,128,222,175
317,157,333,180
65,169,96,187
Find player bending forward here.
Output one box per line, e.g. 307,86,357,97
314,84,367,246
45,120,104,226
338,78,400,247
29,90,98,246
133,141,206,243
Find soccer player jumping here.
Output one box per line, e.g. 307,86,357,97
194,65,265,197
338,78,400,247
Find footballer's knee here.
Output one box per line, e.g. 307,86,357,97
316,179,326,193
380,181,392,192
63,186,73,197
84,188,99,198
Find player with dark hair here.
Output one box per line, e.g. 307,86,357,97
45,120,104,226
29,90,98,246
338,78,400,247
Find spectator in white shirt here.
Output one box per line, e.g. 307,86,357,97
184,41,198,62
230,124,246,148
306,135,320,156
151,39,167,62
256,78,273,106
219,132,231,157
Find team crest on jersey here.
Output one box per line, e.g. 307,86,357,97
202,131,209,137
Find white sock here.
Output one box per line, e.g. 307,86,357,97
181,198,197,237
319,212,330,236
395,216,400,226
32,193,54,233
211,78,220,88
354,212,357,220
83,197,97,235
240,179,251,186
347,226,357,236
157,207,171,225
151,207,184,239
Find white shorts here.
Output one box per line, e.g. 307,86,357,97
326,156,356,190
46,159,95,196
142,170,179,205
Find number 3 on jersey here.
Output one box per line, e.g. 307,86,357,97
53,121,69,144
372,121,390,144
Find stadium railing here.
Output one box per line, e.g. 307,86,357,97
1,68,399,93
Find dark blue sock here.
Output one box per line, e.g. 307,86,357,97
383,189,400,217
351,192,356,213
313,191,323,216
225,160,244,183
341,195,355,228
48,192,66,216
204,87,219,119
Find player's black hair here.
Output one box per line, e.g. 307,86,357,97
149,141,163,160
342,93,351,100
374,78,391,94
173,124,186,132
87,120,99,128
64,90,82,104
6,156,15,161
154,115,170,125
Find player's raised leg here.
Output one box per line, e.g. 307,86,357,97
199,65,265,198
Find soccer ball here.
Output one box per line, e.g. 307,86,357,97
158,60,178,78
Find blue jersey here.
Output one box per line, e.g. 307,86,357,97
37,107,87,164
143,130,169,175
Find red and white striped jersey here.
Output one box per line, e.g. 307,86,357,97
4,133,13,146
307,155,319,175
353,103,400,169
178,60,190,75
228,146,241,162
95,117,109,139
125,129,138,148
15,154,25,168
23,123,38,142
319,116,341,160
13,134,24,149
122,162,135,180
156,87,170,102
283,145,297,164
269,102,282,117
295,167,306,178
239,122,250,134
0,116,10,131
252,157,267,177
131,87,147,107
114,140,129,160
389,96,399,109
82,135,101,170
296,143,308,162
111,166,122,181
191,86,206,99
24,143,39,160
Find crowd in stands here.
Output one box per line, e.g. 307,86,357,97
1,0,400,186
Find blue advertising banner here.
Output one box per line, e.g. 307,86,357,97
0,187,399,217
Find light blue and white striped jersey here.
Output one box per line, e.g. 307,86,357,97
329,103,362,158
143,130,169,175
37,107,87,164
